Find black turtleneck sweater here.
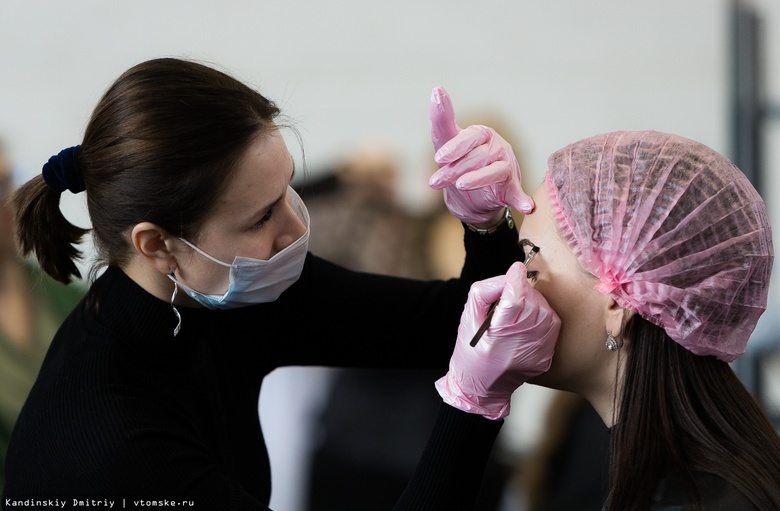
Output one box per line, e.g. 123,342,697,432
3,226,519,510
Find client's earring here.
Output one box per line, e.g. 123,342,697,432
169,268,182,337
605,330,622,351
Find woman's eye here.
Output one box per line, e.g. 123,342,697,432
253,209,273,228
526,270,539,282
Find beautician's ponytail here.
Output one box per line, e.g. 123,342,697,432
12,166,89,284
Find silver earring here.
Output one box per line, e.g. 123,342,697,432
170,268,181,337
605,330,622,351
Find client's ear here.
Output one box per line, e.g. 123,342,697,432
131,222,177,275
604,297,633,343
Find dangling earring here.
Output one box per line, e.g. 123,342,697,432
169,267,182,337
605,330,622,351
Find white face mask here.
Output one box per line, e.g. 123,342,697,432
168,187,310,310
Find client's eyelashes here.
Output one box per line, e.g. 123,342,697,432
518,238,540,283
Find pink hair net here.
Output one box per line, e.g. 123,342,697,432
546,131,773,362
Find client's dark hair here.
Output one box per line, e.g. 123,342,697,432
609,315,780,511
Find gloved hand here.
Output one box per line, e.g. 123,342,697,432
429,86,535,226
435,262,560,420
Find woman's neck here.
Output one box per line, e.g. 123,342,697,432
585,387,619,428
577,355,624,428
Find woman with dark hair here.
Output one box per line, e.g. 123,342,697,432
2,61,559,510
477,130,779,510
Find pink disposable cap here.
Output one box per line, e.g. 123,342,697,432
547,130,773,362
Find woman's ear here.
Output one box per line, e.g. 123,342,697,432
131,222,177,275
604,296,633,343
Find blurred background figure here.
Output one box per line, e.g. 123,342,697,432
0,140,84,494
299,143,515,510
297,144,445,281
298,144,475,511
509,391,610,511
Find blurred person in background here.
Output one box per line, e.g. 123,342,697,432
0,141,84,494
513,391,609,510
301,143,511,510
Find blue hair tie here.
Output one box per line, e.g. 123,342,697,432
41,145,85,194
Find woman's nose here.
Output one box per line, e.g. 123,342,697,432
272,199,307,254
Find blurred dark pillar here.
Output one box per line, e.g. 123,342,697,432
729,2,780,428
730,0,763,194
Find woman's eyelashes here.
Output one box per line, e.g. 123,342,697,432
253,208,273,229
526,270,539,282
253,188,291,230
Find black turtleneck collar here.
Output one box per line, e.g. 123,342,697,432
86,266,216,353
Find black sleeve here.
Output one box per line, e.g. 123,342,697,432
393,404,504,511
460,220,522,283
241,221,522,370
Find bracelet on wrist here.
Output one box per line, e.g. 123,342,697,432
465,207,515,235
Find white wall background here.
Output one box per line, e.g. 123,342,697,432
1,1,741,213
2,1,779,510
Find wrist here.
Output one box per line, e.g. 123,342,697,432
435,373,511,420
465,207,514,235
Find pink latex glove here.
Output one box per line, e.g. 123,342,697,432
429,86,535,225
435,262,560,420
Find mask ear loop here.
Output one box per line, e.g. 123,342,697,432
169,267,182,337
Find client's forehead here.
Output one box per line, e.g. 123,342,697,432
519,182,558,241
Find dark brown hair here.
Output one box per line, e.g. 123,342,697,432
12,58,283,284
609,315,780,510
